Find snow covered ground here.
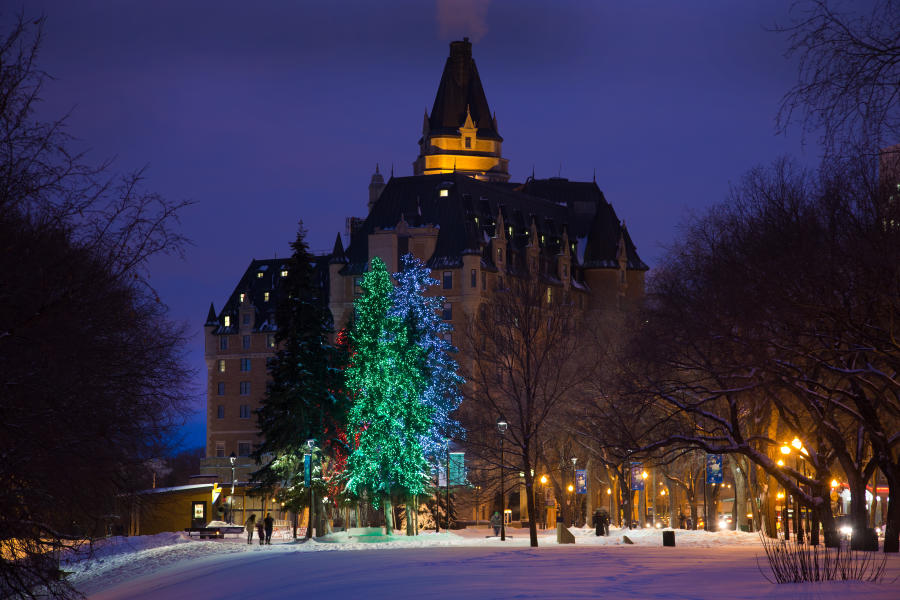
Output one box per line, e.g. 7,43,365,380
64,526,900,599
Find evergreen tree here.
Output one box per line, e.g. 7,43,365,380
344,257,431,532
390,253,463,463
253,223,349,491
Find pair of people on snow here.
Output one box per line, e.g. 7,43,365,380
244,513,275,544
592,509,610,536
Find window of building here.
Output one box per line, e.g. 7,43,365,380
481,270,486,290
470,269,477,288
215,441,225,458
217,405,225,419
217,359,226,373
240,381,250,396
508,226,513,237
465,137,471,149
217,382,225,396
240,358,251,372
497,248,503,262
264,292,270,302
443,333,452,344
242,335,251,349
443,271,452,289
242,314,250,325
546,287,552,304
224,315,231,327
256,271,264,278
442,302,452,321
239,404,251,419
239,293,246,303
439,189,449,198
266,334,275,349
563,264,568,279
219,336,228,350
237,441,251,457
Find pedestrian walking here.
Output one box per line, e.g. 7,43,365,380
490,511,501,536
592,509,603,537
244,514,256,545
256,518,265,545
264,513,274,545
679,513,686,529
601,509,610,536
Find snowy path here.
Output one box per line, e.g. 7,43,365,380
71,528,900,599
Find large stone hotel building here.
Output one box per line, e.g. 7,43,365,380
201,38,647,484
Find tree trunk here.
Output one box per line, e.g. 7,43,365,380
884,469,900,552
584,458,594,522
523,462,538,547
761,469,777,538
406,497,415,536
729,455,747,532
666,476,677,527
383,495,394,535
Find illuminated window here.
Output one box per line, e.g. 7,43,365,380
217,405,225,419
498,248,503,262
281,269,288,277
217,382,225,396
546,287,552,304
219,336,228,350
215,441,225,458
442,302,452,321
508,226,513,236
264,292,270,302
266,334,275,349
470,269,477,288
242,335,250,349
239,293,246,303
465,137,471,149
224,315,231,327
439,189,449,197
443,271,453,289
240,381,250,395
240,358,251,371
218,359,226,373
239,405,251,419
256,271,264,278
238,441,251,457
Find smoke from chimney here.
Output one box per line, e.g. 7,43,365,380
436,0,490,42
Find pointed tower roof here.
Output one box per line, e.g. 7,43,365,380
205,302,217,325
330,232,347,264
428,38,501,140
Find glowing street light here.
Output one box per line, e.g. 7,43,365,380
497,417,508,541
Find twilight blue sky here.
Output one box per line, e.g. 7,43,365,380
18,0,835,450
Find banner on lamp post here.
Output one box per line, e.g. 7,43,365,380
449,452,466,486
630,463,644,491
304,454,311,487
575,470,587,494
706,454,723,484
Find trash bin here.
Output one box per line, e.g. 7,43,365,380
662,530,675,547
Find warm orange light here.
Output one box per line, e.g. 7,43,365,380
660,490,667,496
567,484,574,492
780,445,791,455
641,471,648,479
776,459,784,466
540,475,547,484
606,488,612,495
776,492,785,499
831,479,839,488
791,438,802,450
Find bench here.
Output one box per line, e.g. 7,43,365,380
184,526,245,539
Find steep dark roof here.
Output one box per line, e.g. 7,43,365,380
427,39,501,141
340,173,647,276
205,302,217,325
209,257,331,334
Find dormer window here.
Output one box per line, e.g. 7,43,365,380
281,269,288,277
256,271,264,278
239,293,246,303
224,315,231,327
508,226,513,237
264,292,270,302
439,189,449,198
465,137,472,149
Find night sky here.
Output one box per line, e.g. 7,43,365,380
20,0,829,450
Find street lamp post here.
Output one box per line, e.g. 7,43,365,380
497,417,508,541
306,439,316,540
571,457,578,526
539,475,548,529
228,452,236,524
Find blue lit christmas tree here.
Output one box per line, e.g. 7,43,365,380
390,253,463,464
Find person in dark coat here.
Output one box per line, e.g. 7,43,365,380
592,509,603,536
264,513,274,545
490,511,501,536
244,514,256,545
601,510,610,535
256,518,265,545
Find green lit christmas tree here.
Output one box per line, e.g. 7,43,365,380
344,257,431,534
